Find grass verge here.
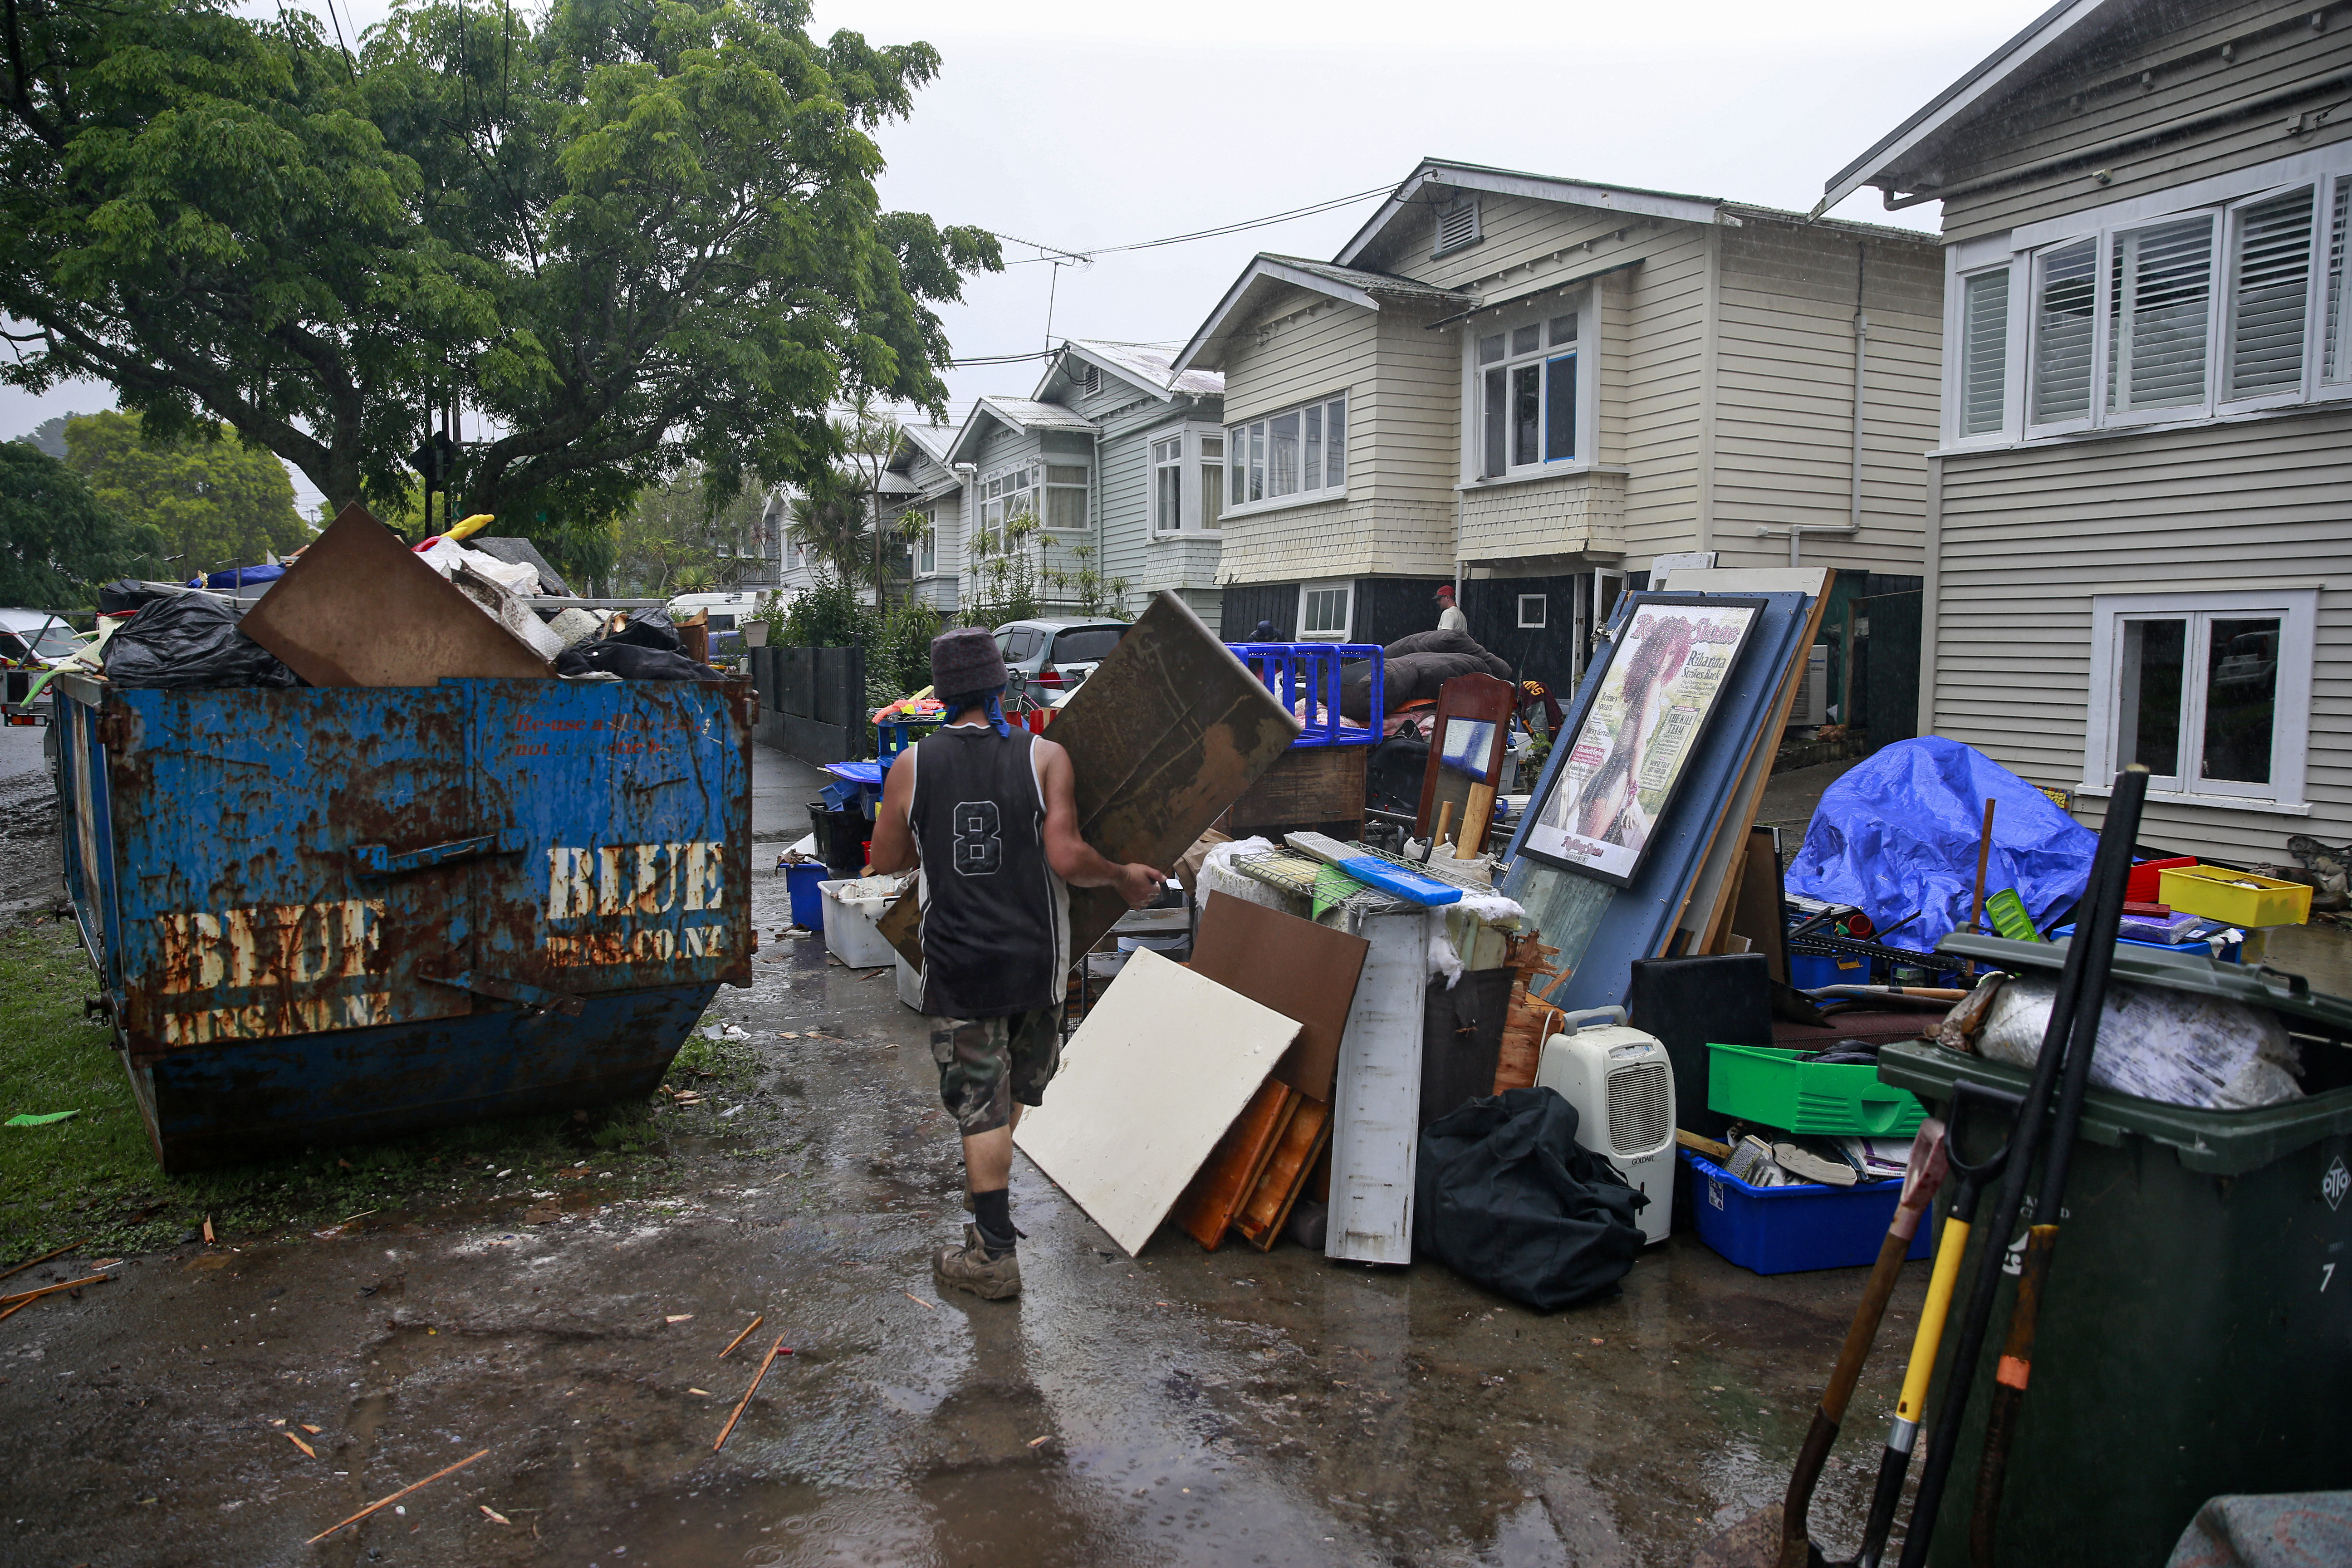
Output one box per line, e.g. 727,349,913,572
0,922,765,1262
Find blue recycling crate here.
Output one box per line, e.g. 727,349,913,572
1682,1148,1932,1275
51,671,753,1169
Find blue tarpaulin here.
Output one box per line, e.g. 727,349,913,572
1784,736,2098,954
191,564,286,590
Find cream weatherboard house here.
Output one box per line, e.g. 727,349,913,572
873,342,1227,629
1174,158,1948,695
1826,0,2352,860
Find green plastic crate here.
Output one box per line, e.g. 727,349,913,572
1705,1043,1927,1137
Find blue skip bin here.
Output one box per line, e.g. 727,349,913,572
51,672,752,1170
1682,1149,1933,1275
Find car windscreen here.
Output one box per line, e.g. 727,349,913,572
1049,627,1124,665
32,626,81,658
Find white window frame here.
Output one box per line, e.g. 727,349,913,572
979,462,1038,536
1458,291,1594,486
1298,580,1353,641
1224,395,1348,520
1040,460,1091,534
1150,424,1226,536
904,508,937,577
1944,142,2352,447
2082,587,2316,812
1518,593,1546,629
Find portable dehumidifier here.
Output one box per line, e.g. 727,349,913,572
1535,1005,1676,1245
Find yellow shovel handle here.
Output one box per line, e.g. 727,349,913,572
1896,1215,1971,1422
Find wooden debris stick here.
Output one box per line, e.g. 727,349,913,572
284,1430,318,1459
712,1335,789,1453
902,1291,934,1311
716,1314,764,1359
0,1239,85,1285
0,1272,112,1309
304,1449,489,1544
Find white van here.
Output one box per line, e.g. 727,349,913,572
665,590,776,634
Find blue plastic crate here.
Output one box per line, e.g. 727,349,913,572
1788,950,1870,990
1682,1149,1932,1275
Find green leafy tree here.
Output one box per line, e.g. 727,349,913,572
63,412,310,577
0,0,1000,518
788,467,875,584
613,466,764,595
0,443,166,608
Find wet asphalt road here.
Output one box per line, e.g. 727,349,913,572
0,748,1929,1568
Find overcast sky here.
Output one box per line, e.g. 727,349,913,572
3,0,2052,514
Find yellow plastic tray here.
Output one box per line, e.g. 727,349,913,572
2157,864,2311,929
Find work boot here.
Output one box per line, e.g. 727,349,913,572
934,1225,1021,1300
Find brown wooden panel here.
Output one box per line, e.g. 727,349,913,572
1187,892,1367,1102
1171,1080,1298,1251
1234,1098,1332,1251
1224,747,1367,836
1727,826,1788,984
242,505,554,687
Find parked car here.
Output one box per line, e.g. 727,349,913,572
0,608,88,668
994,617,1130,696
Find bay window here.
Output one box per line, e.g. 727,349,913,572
980,461,1089,534
1969,150,2352,443
1227,395,1345,511
1477,312,1580,476
1151,428,1227,533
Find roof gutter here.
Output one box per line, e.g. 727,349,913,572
1422,257,1647,331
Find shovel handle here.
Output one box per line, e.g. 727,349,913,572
1781,1225,1913,1561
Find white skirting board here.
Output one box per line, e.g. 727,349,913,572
1325,908,1436,1266
1013,948,1301,1257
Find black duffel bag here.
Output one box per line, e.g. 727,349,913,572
1414,1086,1646,1311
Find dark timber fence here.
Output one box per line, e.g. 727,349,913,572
750,644,868,763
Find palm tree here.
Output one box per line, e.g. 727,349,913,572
788,467,873,583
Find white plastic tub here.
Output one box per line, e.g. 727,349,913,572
819,875,907,969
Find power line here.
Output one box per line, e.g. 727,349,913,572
992,182,1396,267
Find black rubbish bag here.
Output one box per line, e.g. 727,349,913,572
556,642,722,681
1414,1086,1647,1312
608,607,683,653
97,579,177,616
101,592,301,691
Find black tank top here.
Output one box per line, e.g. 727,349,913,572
907,725,1068,1017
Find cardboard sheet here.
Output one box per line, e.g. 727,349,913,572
1014,949,1301,1257
242,505,554,687
1187,892,1368,1101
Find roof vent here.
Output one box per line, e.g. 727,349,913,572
1078,361,1101,394
1433,198,1481,258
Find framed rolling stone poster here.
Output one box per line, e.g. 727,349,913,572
1523,596,1763,886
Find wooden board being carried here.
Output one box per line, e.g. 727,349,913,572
881,592,1302,970
1014,949,1302,1257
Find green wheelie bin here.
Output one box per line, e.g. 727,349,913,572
1876,937,2352,1567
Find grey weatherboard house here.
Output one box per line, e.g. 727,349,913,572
1176,157,1948,695
877,343,1225,629
1827,0,2352,861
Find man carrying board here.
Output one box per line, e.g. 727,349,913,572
870,628,1164,1300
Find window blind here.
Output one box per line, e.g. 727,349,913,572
2031,240,2096,423
2227,189,2315,399
1960,269,2010,435
2107,215,2214,412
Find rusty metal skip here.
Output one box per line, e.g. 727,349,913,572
48,670,754,1170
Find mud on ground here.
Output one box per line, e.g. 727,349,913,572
0,813,1930,1568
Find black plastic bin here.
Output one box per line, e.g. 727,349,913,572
1877,1038,2352,1566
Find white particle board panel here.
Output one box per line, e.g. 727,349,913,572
1014,948,1300,1258
1325,908,1436,1266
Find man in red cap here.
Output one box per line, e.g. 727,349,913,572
870,627,1164,1301
1435,583,1468,635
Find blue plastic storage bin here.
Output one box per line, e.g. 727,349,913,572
1789,950,1870,990
1681,1148,1932,1275
785,861,828,931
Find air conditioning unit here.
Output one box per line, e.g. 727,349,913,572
1536,1006,1676,1245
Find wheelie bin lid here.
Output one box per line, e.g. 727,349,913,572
1937,931,2352,1037
1878,1039,2352,1175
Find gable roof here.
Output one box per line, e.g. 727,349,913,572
896,422,956,467
1815,0,2118,216
1035,340,1224,403
945,396,1099,466
1174,254,1472,373
1333,157,1730,270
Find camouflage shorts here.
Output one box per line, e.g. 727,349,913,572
931,1008,1064,1137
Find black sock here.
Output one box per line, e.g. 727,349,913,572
971,1188,1014,1256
